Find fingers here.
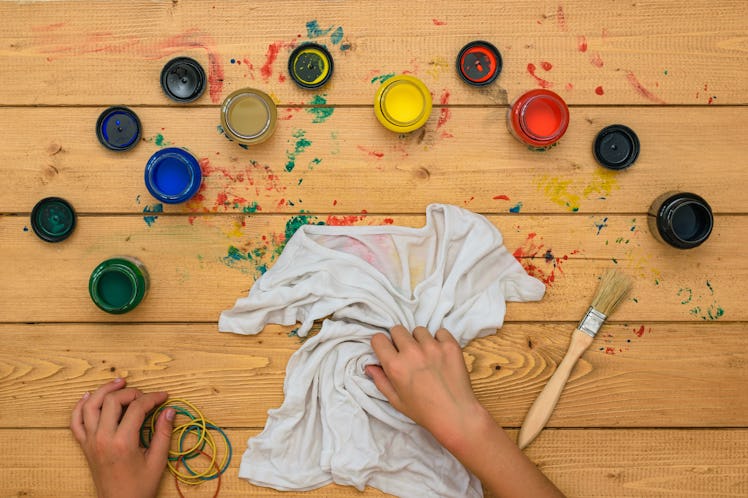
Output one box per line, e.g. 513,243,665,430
82,378,127,435
371,332,398,364
118,391,169,441
389,325,416,351
146,407,175,468
98,388,144,436
365,365,401,409
412,326,433,344
434,328,457,344
70,391,90,443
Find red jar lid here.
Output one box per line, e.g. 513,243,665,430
509,89,569,147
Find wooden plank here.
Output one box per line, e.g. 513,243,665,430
1,1,746,105
2,107,747,214
1,214,744,323
3,428,747,497
1,322,746,428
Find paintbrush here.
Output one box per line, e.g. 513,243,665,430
518,269,632,449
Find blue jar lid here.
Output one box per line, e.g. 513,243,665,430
96,106,142,151
144,147,202,204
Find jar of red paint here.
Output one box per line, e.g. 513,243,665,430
507,89,569,151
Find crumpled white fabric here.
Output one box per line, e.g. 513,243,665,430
219,204,545,498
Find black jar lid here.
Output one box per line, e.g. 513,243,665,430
593,124,640,170
30,196,76,242
161,57,206,102
288,43,334,89
456,40,502,86
96,106,142,151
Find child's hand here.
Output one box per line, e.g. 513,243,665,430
366,325,489,453
70,378,175,498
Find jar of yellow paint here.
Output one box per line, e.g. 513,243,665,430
220,88,278,146
374,75,432,133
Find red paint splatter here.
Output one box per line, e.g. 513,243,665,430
357,145,384,159
556,5,567,31
326,212,368,226
188,216,197,225
633,325,646,337
437,90,451,131
383,218,394,224
625,71,666,104
278,73,286,83
432,18,447,26
512,233,580,287
565,82,574,90
577,35,588,52
527,63,553,88
216,192,229,206
493,195,510,201
708,96,714,104
604,347,616,355
31,22,67,32
464,196,475,205
590,53,604,68
595,86,604,95
541,61,553,71
704,84,708,91
333,200,338,206
260,41,295,81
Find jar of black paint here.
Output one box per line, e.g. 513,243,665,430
648,192,713,249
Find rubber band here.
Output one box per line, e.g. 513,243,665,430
140,398,232,494
174,450,222,498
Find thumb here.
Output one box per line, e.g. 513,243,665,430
146,407,175,467
365,365,402,408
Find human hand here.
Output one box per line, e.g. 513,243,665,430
366,325,490,453
70,378,175,498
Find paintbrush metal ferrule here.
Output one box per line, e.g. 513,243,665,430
577,306,607,337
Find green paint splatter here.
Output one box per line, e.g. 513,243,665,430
143,203,163,226
242,202,260,213
664,70,668,75
298,178,304,186
706,280,714,295
285,129,312,172
677,288,693,305
508,202,523,213
284,213,324,242
611,257,618,264
330,27,344,45
371,73,395,84
146,134,171,147
306,94,335,123
308,157,322,169
306,20,334,38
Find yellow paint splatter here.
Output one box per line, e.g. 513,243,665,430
427,56,450,79
226,218,245,239
535,168,619,212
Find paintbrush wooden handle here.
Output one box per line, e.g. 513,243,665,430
518,328,594,450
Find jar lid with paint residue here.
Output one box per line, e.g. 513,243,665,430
30,196,76,242
96,106,142,151
593,124,640,170
288,43,334,89
374,75,433,133
220,88,278,146
161,57,206,103
457,40,502,86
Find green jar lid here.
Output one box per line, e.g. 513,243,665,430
89,257,149,314
31,197,76,242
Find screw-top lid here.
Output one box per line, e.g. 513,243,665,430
96,106,142,151
288,43,334,89
144,147,202,204
457,41,502,86
593,124,640,170
30,196,76,242
161,57,206,103
374,75,433,133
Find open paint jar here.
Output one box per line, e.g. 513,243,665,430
374,75,432,133
144,147,202,204
507,89,569,150
648,192,713,249
220,88,277,146
89,257,149,314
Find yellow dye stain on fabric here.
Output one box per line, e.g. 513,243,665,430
535,168,618,212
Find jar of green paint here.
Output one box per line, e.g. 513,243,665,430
89,257,149,314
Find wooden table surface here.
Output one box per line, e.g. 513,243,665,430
1,1,747,496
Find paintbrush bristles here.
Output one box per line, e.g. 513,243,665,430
590,269,633,316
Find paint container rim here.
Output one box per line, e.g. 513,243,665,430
96,106,142,151
144,147,202,204
593,124,640,170
220,88,278,145
30,196,76,243
374,75,433,133
287,42,334,89
456,40,502,86
160,56,206,103
509,89,569,147
652,192,713,249
89,257,148,314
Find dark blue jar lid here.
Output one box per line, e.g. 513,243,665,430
161,57,206,103
144,148,202,204
96,106,142,151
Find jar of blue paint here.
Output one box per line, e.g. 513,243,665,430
89,256,149,314
144,147,202,203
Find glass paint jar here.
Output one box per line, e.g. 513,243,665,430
144,147,202,204
374,75,432,133
648,192,713,249
89,257,149,314
220,88,278,146
507,89,569,151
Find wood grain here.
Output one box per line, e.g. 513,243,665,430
1,214,744,322
1,1,746,105
3,428,746,497
1,107,746,214
2,323,746,428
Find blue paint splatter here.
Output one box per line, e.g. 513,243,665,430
143,203,163,227
594,216,609,235
22,226,29,232
330,26,344,45
509,202,523,213
306,20,333,38
340,43,352,51
230,58,236,64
